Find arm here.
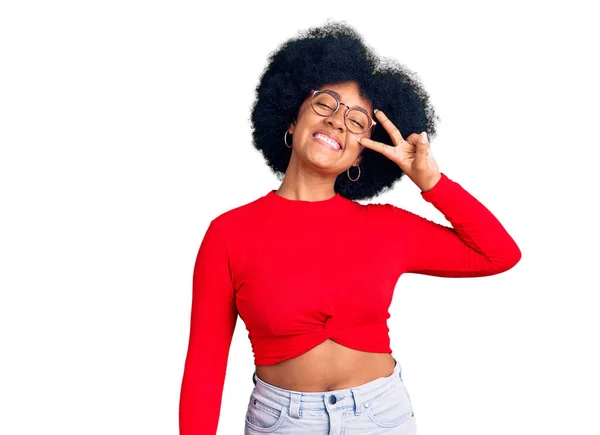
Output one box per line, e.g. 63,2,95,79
357,111,519,278
179,219,238,434
380,173,521,278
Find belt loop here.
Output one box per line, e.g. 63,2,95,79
394,357,403,380
351,388,362,416
289,392,302,418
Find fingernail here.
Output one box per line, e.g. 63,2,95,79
420,132,428,143
374,109,379,114
356,137,361,143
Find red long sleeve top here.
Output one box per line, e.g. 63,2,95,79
179,172,521,434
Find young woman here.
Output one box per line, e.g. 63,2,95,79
179,21,521,435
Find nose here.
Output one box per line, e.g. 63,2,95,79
326,108,346,132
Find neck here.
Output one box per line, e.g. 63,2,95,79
276,153,338,201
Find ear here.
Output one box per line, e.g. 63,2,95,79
289,120,297,135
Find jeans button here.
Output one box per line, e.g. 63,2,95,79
329,395,337,404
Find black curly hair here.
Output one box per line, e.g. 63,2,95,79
250,20,441,201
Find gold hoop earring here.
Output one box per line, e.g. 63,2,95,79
347,165,361,182
284,131,293,148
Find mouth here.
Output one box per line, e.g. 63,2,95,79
312,131,343,151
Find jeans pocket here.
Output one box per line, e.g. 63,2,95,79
364,380,414,429
245,394,287,433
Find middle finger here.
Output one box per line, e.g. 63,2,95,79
375,110,405,146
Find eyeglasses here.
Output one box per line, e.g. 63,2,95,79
309,89,377,134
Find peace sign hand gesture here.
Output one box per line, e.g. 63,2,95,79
358,110,442,192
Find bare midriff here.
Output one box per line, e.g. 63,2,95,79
254,339,396,392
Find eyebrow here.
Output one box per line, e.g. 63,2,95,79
326,89,371,114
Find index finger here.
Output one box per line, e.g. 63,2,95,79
374,110,405,147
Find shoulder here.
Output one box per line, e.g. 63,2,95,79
209,192,269,230
195,194,268,256
360,200,418,221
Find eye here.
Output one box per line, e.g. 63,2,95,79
317,103,335,110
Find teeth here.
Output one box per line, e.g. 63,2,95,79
315,133,341,150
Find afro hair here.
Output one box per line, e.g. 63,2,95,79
250,20,441,201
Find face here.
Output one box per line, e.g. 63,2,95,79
288,81,374,175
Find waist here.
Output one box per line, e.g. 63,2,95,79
255,342,396,391
252,357,403,410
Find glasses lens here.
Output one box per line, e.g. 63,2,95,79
346,109,370,134
312,92,338,116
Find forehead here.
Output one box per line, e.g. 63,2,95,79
317,82,372,111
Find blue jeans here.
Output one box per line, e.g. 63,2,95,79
245,358,417,434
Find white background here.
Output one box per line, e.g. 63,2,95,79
1,1,598,434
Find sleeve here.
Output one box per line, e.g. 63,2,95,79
381,173,522,278
179,218,238,435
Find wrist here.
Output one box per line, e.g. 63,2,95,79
419,173,442,193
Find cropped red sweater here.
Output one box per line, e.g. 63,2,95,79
179,172,521,434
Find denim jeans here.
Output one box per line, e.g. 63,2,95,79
244,358,417,434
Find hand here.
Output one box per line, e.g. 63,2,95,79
358,110,441,192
